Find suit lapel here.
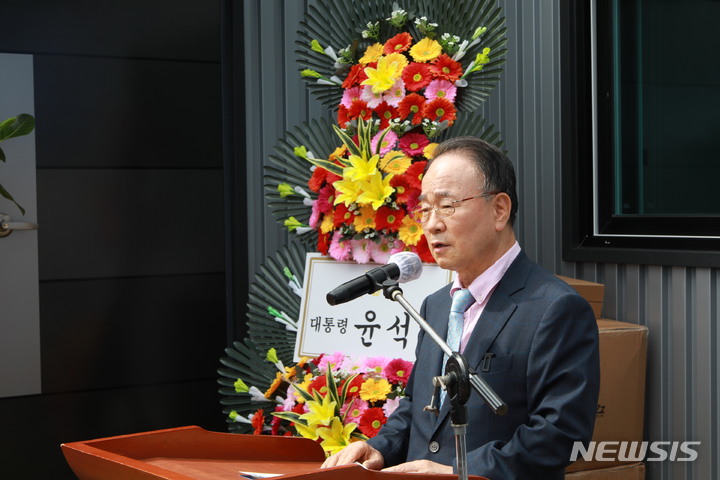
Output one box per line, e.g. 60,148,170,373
432,251,531,432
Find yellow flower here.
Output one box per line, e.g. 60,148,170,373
384,52,409,71
379,151,412,175
353,205,377,231
398,215,424,246
300,393,337,428
295,421,319,441
318,418,357,456
359,43,384,64
362,56,403,93
409,37,442,62
360,377,392,402
320,213,334,234
356,171,395,210
295,373,314,403
233,378,249,393
344,153,379,181
334,178,364,206
423,142,439,159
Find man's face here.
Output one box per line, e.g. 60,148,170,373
420,152,502,285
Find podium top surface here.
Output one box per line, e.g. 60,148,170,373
62,426,487,480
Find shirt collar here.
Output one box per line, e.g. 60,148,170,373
450,241,521,305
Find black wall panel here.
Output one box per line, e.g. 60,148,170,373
37,169,224,279
33,55,222,169
0,1,228,478
40,274,225,393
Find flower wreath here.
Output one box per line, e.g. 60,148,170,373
264,0,508,264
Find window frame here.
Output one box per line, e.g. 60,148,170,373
560,0,720,268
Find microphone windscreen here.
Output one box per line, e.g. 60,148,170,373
388,251,423,283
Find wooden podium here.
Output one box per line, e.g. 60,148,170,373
61,426,486,480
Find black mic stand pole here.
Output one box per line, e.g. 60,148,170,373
381,280,507,480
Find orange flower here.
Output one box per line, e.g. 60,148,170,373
397,93,426,125
423,97,456,125
384,32,413,55
252,409,265,435
348,99,372,121
402,62,432,91
429,54,463,82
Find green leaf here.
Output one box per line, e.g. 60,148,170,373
0,114,35,143
0,182,25,215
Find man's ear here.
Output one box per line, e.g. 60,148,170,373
493,192,512,231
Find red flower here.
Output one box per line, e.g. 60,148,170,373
342,63,367,88
317,232,330,255
271,407,283,435
390,175,420,206
308,375,328,396
429,54,463,82
292,402,305,415
333,202,354,227
397,93,426,125
399,133,430,157
375,206,406,232
358,407,387,437
339,375,365,400
384,32,413,55
383,358,414,386
373,102,398,129
413,235,435,263
404,161,427,190
348,99,372,121
402,62,432,91
337,104,350,128
317,184,336,214
308,166,328,192
423,97,456,125
251,409,265,435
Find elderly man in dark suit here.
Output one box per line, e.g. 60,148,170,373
322,136,600,480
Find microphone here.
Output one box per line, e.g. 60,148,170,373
326,252,423,306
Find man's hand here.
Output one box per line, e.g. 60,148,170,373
382,460,453,474
321,441,385,470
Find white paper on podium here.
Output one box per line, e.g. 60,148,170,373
294,253,452,361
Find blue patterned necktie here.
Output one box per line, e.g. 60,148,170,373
440,288,475,406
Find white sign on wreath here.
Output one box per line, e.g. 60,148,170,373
294,253,453,361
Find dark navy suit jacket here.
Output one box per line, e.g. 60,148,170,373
367,250,600,480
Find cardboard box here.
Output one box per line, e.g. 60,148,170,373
566,462,645,480
566,319,649,473
557,275,605,318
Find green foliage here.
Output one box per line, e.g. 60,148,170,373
0,114,36,215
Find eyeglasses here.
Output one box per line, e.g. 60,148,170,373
410,192,499,223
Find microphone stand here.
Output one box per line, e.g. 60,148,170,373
380,280,507,480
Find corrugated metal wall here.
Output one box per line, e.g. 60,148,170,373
242,2,719,479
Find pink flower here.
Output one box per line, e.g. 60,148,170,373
317,351,346,372
351,238,371,263
341,355,368,374
382,396,401,417
329,231,352,261
368,236,403,264
360,84,384,109
341,86,362,109
362,356,391,375
371,130,398,156
282,385,297,411
309,200,321,228
341,397,369,423
384,358,414,386
424,79,457,102
399,133,430,157
382,78,406,107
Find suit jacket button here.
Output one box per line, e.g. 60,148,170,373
429,441,440,453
